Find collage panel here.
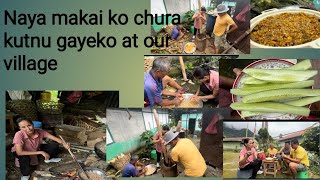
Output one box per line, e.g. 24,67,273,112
219,59,320,120
5,91,118,180
106,108,223,178
251,1,320,49
223,121,320,179
144,55,238,108
150,0,250,55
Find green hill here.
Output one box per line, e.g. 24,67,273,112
223,123,254,138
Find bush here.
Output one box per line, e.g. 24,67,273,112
302,126,319,156
139,131,154,158
309,152,320,175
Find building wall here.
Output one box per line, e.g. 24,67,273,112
142,108,169,130
181,113,202,132
151,0,211,33
279,136,303,147
164,0,191,14
107,109,146,143
106,108,168,160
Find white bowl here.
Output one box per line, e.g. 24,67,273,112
250,8,320,49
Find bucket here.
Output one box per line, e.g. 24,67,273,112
297,170,309,179
40,92,51,101
150,150,157,160
196,34,206,52
160,160,178,177
190,26,194,34
33,121,42,129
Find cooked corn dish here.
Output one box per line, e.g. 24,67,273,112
251,13,320,47
179,100,201,108
184,43,196,53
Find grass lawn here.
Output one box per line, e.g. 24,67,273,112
223,151,320,179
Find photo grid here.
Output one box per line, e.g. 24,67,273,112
4,0,320,179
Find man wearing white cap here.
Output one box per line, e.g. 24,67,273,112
163,131,209,177
213,4,238,54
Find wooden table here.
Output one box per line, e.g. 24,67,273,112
263,159,278,177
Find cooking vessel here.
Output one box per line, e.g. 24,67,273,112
181,93,203,108
77,167,108,180
145,164,157,176
94,141,106,160
251,8,320,48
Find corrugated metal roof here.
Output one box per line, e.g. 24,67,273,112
277,130,305,141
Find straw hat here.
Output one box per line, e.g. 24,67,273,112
163,131,179,145
216,4,229,13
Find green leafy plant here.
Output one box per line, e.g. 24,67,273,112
185,62,194,70
301,126,320,156
308,152,320,175
182,10,195,31
168,120,176,128
139,130,154,158
258,128,273,147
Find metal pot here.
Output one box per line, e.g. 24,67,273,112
94,141,106,160
77,167,108,180
250,8,320,48
145,164,157,176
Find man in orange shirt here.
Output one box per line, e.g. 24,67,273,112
213,4,238,54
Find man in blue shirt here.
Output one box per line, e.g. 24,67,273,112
122,155,146,177
144,57,184,107
171,25,184,40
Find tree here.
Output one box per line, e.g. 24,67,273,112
258,128,273,149
279,133,283,138
301,126,320,156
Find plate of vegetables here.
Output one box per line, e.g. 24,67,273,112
231,59,319,120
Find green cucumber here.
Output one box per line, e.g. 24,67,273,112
242,89,320,103
241,76,268,85
241,96,320,118
242,69,317,82
240,111,265,118
240,59,312,85
231,80,314,96
286,59,312,70
231,102,310,116
286,96,320,106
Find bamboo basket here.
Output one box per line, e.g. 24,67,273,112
7,100,37,120
36,100,64,114
109,154,131,171
69,118,98,132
